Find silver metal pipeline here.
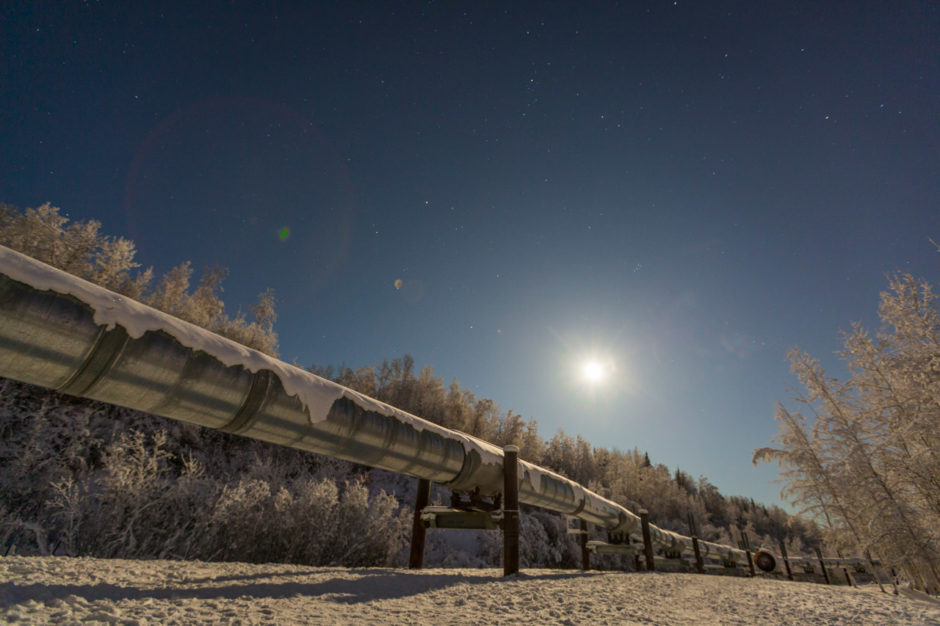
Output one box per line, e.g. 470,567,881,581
0,245,634,534
0,245,859,572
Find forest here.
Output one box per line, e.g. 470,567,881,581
4,202,931,580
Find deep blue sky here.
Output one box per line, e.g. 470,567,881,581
3,2,938,508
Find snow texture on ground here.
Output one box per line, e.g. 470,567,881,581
1,556,939,625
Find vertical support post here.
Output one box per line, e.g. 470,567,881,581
842,566,854,586
503,445,520,577
639,509,655,572
837,549,855,587
688,513,704,574
408,478,431,569
779,539,794,581
815,546,831,585
743,532,756,577
579,519,590,571
866,550,886,594
745,554,755,577
691,537,704,574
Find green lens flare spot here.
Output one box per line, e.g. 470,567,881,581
278,227,290,241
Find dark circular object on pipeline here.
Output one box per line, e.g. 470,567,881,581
754,550,777,572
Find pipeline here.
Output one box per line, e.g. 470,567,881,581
0,244,858,574
0,245,631,532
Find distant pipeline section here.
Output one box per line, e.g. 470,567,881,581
0,244,842,572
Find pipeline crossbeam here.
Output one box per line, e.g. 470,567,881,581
0,244,861,573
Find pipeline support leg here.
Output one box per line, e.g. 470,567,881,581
745,550,756,577
688,513,704,574
408,478,431,569
842,566,855,587
779,539,794,581
866,550,886,593
815,547,831,585
838,550,856,587
639,509,655,572
742,532,756,577
691,536,704,574
503,445,519,577
580,519,590,571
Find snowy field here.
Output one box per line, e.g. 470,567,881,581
2,557,939,624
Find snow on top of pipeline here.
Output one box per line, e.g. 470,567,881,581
0,244,500,466
0,245,737,550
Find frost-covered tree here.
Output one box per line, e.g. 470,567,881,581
0,202,278,355
0,203,147,297
756,271,940,593
0,379,406,565
145,261,193,318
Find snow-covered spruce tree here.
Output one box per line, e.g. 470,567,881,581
755,272,940,593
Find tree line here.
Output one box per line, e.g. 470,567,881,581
0,202,819,567
313,356,818,555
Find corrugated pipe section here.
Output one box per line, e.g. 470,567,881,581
0,244,849,574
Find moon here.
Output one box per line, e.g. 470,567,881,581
581,360,607,384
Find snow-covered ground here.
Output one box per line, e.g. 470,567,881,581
2,557,939,624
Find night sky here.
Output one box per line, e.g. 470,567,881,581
3,2,938,508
